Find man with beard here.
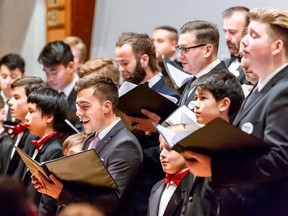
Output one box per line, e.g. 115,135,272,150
115,32,179,216
223,6,250,84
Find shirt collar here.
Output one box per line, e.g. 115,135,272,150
257,63,288,92
59,75,78,97
145,73,161,88
195,59,221,78
98,117,121,140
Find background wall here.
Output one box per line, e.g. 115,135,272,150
0,0,287,78
91,0,288,60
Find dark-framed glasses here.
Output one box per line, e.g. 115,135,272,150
175,44,207,54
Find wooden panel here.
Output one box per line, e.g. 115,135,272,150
71,0,96,60
46,0,96,59
47,28,67,42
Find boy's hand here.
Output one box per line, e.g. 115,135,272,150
31,172,63,199
125,109,161,132
182,150,212,177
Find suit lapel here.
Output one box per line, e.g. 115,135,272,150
149,182,164,216
163,183,183,216
95,120,125,153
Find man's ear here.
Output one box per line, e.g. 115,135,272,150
140,54,149,68
204,44,213,57
219,97,231,112
272,39,284,56
103,100,112,113
67,61,75,72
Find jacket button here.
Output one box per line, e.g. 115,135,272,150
189,196,193,202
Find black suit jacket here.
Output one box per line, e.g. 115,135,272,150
66,88,82,132
0,131,13,174
211,65,288,216
148,173,190,216
58,120,142,216
178,61,229,107
23,134,63,216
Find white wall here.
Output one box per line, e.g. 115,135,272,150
90,0,288,60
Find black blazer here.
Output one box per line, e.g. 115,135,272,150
58,120,143,216
212,65,288,216
23,134,63,216
148,173,190,216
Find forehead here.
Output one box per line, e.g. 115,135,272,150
224,11,247,25
115,44,135,60
178,32,197,46
0,65,23,78
248,20,269,34
152,29,171,39
76,87,99,103
43,64,65,72
12,86,27,96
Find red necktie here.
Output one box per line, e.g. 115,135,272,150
13,123,28,135
165,169,189,186
32,132,57,150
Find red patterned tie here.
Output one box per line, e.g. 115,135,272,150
165,169,189,186
32,132,57,150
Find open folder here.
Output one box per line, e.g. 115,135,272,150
163,57,192,89
155,118,269,157
16,147,117,189
117,83,178,120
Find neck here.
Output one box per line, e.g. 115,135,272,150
142,67,158,83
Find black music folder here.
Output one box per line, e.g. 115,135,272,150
118,83,178,120
155,118,269,157
16,147,117,189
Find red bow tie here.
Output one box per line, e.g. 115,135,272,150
14,123,28,135
32,132,57,150
165,169,189,186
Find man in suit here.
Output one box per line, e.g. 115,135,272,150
115,32,179,215
152,26,184,94
38,40,82,132
222,6,250,84
32,74,143,216
181,8,288,216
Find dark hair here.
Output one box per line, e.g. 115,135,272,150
75,74,118,112
223,6,250,27
27,87,68,132
0,175,35,216
116,32,160,72
154,25,179,40
38,41,74,67
0,95,4,110
180,20,220,53
194,71,244,121
0,53,25,73
11,76,46,97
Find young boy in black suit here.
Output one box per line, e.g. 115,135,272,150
180,71,244,215
148,124,197,216
24,87,68,216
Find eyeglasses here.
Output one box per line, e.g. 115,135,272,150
175,44,207,54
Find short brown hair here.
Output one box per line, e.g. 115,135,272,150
63,36,87,63
11,76,46,97
116,32,160,72
78,58,120,87
180,20,220,53
62,132,88,155
75,74,118,112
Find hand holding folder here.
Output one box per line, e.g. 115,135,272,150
16,147,117,189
